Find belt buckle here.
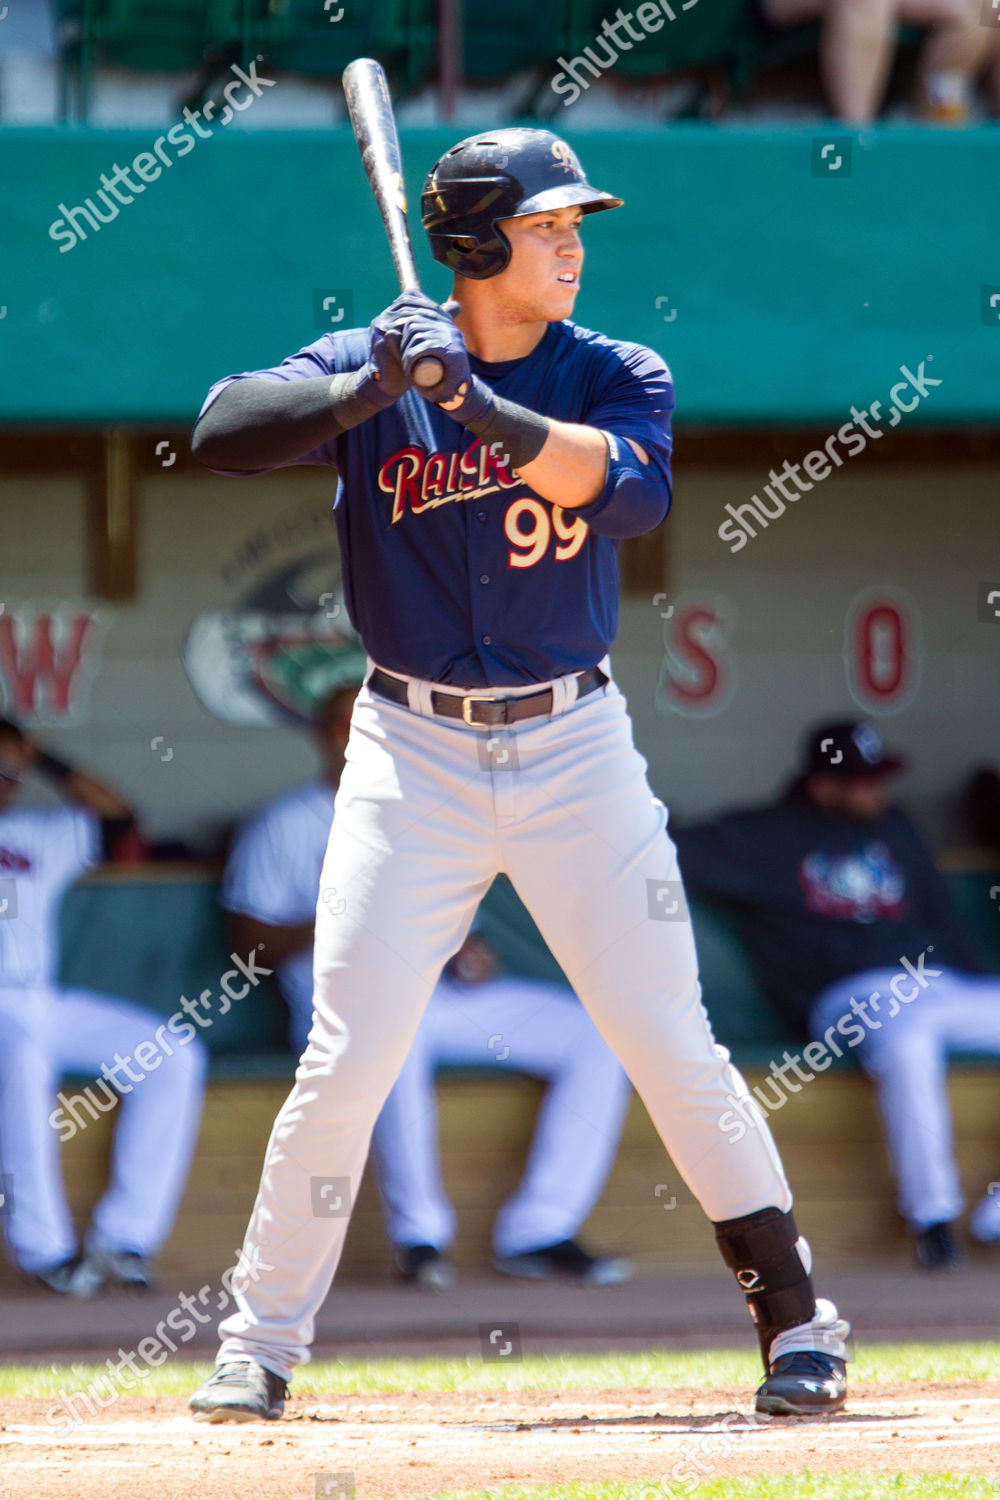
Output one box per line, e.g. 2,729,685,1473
461,694,507,727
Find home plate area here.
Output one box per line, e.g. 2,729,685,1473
3,1383,1000,1499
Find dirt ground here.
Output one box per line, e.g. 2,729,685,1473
3,1381,1000,1500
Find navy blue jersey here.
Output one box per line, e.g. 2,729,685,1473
200,318,674,687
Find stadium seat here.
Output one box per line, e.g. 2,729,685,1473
567,0,756,98
248,0,435,94
82,0,242,73
457,0,574,82
54,0,245,119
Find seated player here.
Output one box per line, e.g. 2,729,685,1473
222,688,633,1287
0,717,207,1295
372,927,632,1289
674,720,1000,1269
757,0,996,123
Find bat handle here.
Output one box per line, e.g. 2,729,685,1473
411,356,444,389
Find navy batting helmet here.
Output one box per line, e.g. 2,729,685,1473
421,128,623,281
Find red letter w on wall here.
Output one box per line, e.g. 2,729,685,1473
0,607,103,720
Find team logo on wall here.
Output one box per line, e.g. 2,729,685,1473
0,602,106,725
182,549,366,727
843,586,922,715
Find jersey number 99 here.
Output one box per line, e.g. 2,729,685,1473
504,498,588,570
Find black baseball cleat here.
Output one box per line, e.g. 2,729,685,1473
28,1255,104,1299
84,1249,157,1292
189,1360,289,1422
913,1221,963,1271
493,1238,633,1287
394,1244,457,1291
755,1351,847,1416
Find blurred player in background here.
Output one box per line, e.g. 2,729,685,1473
0,717,207,1295
223,687,634,1289
222,685,360,1051
676,720,1000,1270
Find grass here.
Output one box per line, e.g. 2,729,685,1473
404,1481,1000,1499
1,1340,998,1401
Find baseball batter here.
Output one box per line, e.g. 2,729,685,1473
189,128,851,1421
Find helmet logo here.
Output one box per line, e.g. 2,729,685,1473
551,139,582,177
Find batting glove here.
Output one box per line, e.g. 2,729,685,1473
354,292,438,409
398,312,494,423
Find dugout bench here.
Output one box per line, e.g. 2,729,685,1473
1,861,997,1289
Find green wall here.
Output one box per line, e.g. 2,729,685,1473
2,124,998,425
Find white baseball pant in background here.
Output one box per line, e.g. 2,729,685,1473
0,985,207,1273
370,973,632,1256
218,674,795,1379
810,966,1000,1230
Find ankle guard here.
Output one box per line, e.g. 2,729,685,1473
714,1206,816,1365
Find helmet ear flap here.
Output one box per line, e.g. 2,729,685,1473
434,223,512,281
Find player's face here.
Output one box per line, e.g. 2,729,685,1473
445,933,498,986
492,206,585,322
808,772,894,821
837,776,894,821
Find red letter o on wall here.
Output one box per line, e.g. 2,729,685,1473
845,590,921,713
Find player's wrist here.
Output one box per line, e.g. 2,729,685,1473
460,387,551,473
436,373,494,426
350,365,397,413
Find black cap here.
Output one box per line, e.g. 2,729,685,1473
803,721,906,779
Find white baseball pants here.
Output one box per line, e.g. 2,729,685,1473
370,974,633,1256
0,985,207,1272
219,673,793,1378
810,965,1000,1230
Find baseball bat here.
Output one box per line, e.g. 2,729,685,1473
342,58,444,390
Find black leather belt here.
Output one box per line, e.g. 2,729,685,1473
368,666,607,727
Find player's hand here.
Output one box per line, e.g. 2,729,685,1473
354,294,428,410
398,312,496,425
399,309,470,404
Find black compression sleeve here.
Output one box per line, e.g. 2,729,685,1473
191,373,378,472
462,387,550,472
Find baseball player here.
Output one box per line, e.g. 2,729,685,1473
223,685,634,1287
189,127,851,1422
675,720,1000,1270
0,717,207,1294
